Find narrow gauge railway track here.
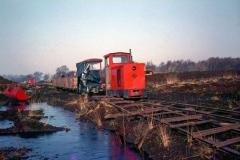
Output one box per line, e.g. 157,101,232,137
92,96,240,158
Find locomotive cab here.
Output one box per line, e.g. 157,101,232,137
104,52,145,98
76,59,103,94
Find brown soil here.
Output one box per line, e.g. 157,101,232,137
0,147,30,160
147,71,240,110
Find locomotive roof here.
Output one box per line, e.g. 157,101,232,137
77,58,102,64
104,52,131,58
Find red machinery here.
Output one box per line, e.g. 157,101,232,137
28,78,36,87
3,84,29,101
104,52,145,98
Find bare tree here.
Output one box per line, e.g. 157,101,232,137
43,74,50,81
33,72,44,81
56,65,69,76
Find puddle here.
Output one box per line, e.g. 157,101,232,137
0,120,14,129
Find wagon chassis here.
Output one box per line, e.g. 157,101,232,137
92,96,240,159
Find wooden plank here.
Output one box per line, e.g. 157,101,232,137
176,107,240,122
116,103,142,109
170,120,213,128
91,95,107,100
141,102,164,108
107,102,131,113
167,102,240,115
192,124,240,138
234,128,240,132
104,108,165,119
112,101,135,105
142,111,183,119
160,115,203,123
153,111,183,116
107,98,124,101
223,147,240,156
215,137,240,148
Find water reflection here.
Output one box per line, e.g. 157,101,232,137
111,134,139,160
0,120,14,129
0,103,143,160
0,106,7,111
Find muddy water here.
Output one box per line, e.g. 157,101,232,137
0,103,143,160
0,120,14,129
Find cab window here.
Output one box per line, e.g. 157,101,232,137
89,62,101,70
112,55,128,64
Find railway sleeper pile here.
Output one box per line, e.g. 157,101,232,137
76,96,240,160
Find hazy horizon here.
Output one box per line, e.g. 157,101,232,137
1,56,240,76
1,0,240,75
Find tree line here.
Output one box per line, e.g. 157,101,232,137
2,65,70,83
146,57,240,73
2,57,240,82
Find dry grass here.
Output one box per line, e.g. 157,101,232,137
78,95,88,110
223,73,237,80
92,108,103,127
197,142,214,159
187,126,193,146
166,75,179,85
157,124,171,148
137,118,154,149
210,96,220,101
76,95,91,116
77,99,116,128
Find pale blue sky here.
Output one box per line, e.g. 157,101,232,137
0,0,240,74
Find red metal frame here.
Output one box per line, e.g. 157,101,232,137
3,83,29,101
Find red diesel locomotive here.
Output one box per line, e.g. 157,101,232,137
52,51,146,98
104,52,145,98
